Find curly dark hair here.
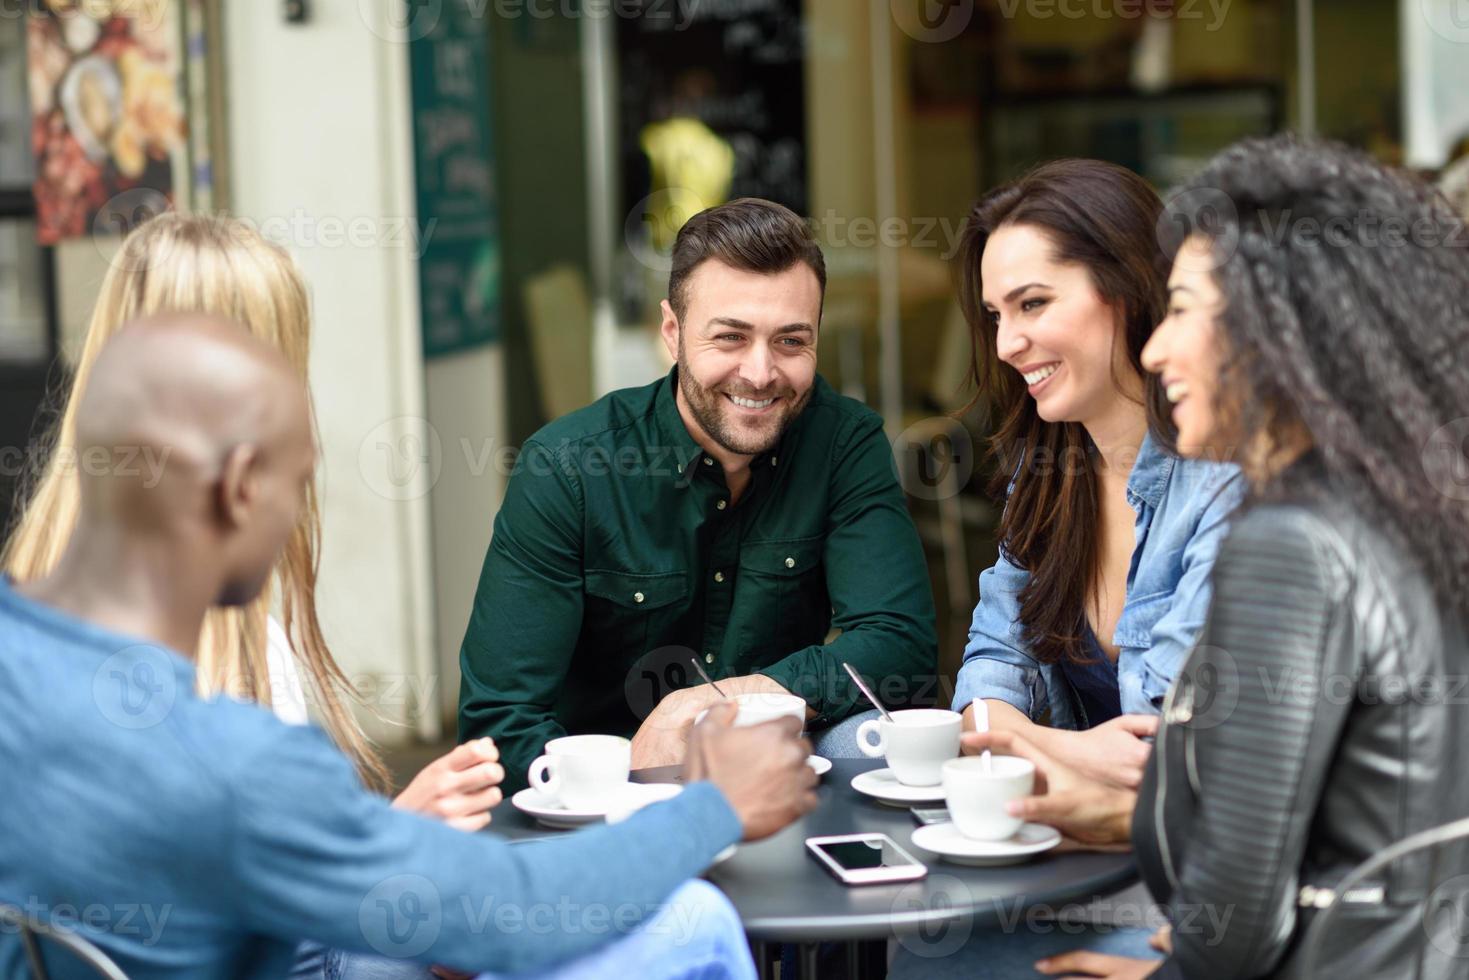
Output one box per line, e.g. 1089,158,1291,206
1160,135,1469,610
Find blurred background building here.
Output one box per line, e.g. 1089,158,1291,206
2,0,1466,748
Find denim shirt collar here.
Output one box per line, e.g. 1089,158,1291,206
1125,429,1175,511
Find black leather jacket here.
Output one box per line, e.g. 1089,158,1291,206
1134,499,1469,978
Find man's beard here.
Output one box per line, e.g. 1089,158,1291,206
677,340,811,457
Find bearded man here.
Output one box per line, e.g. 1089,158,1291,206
458,198,938,788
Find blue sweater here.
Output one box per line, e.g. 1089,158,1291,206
0,579,741,977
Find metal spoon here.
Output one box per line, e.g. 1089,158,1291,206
690,658,730,699
970,697,994,775
842,662,894,723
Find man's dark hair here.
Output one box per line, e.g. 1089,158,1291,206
667,198,826,321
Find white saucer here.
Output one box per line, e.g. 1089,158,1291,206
850,768,946,806
512,782,682,829
910,821,1062,866
807,755,833,776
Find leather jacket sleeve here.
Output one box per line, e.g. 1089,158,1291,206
1137,506,1359,978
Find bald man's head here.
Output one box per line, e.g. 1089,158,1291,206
74,313,315,606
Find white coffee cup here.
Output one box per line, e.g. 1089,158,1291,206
856,708,962,786
527,734,631,811
695,692,807,729
942,755,1036,841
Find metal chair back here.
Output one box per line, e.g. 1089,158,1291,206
1297,816,1469,978
0,904,130,980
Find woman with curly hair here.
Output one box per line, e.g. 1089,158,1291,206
913,136,1469,979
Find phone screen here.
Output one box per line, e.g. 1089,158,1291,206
811,836,920,872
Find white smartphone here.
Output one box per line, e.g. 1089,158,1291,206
805,833,929,886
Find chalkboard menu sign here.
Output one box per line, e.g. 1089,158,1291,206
408,0,501,357
617,0,808,219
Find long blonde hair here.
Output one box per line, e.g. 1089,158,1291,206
2,213,392,794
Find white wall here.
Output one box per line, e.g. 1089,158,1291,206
425,349,507,726
225,3,439,743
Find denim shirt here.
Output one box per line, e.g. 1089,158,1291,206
952,433,1243,728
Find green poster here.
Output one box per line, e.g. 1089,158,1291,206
407,0,501,357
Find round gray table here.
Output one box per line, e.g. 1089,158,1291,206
490,758,1137,977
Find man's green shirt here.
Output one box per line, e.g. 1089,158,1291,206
457,368,937,787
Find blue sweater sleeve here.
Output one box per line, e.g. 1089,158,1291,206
227,725,742,974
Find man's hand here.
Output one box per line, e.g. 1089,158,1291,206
962,730,1136,848
1035,952,1161,978
392,738,504,832
630,674,804,769
1046,715,1158,789
630,685,722,769
684,701,818,841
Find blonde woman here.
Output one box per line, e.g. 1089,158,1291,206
2,213,503,832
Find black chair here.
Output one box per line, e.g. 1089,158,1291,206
0,904,130,980
1296,816,1469,978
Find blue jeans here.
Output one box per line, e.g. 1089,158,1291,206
292,880,754,980
811,709,880,758
888,923,1160,979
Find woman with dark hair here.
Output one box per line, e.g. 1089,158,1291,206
932,135,1469,979
952,159,1242,788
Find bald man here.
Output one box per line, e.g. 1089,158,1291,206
0,315,815,979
